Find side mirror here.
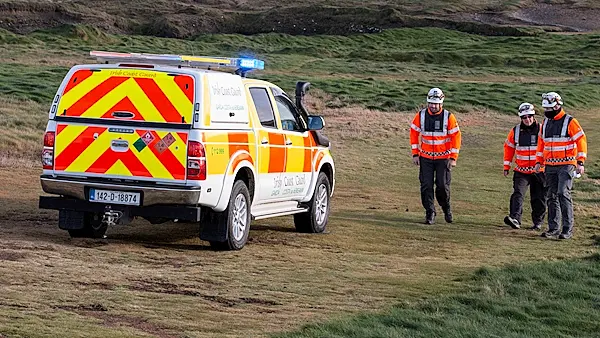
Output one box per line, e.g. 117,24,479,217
307,115,324,131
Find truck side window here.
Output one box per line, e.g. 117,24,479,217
249,87,276,128
275,96,303,132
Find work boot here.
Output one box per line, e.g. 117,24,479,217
541,229,560,238
425,211,436,225
443,207,453,223
558,231,573,240
504,216,521,229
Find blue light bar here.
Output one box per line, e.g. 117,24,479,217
90,51,265,73
237,58,265,70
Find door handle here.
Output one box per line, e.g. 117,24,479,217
285,139,293,145
261,137,268,144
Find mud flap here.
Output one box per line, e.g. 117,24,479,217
58,210,85,230
199,209,228,242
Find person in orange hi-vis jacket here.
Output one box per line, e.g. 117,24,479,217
410,88,461,225
534,92,587,240
503,102,546,231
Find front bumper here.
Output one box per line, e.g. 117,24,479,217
40,175,201,206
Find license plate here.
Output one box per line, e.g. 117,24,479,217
89,188,140,206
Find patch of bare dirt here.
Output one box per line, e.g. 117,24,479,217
512,3,600,32
53,296,177,337
449,4,600,33
86,311,177,338
76,281,116,290
0,250,28,261
0,301,29,309
130,278,282,307
56,303,108,312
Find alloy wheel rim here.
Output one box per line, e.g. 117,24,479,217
315,184,328,225
232,194,248,241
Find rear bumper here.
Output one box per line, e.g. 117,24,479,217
40,175,201,206
39,196,201,222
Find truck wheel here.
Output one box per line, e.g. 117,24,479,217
68,212,107,239
209,180,251,250
294,172,330,233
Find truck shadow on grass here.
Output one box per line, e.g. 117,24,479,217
11,214,309,251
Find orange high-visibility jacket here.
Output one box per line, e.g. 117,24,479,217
504,121,543,174
536,110,587,167
410,108,461,160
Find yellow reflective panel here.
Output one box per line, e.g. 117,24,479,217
105,159,132,176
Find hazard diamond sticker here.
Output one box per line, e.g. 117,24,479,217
141,131,155,145
133,138,147,152
154,140,168,153
162,133,176,147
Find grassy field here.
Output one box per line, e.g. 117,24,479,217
277,255,600,338
0,24,599,337
1,25,600,160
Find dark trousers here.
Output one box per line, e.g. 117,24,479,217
545,165,575,234
509,171,546,225
419,157,451,213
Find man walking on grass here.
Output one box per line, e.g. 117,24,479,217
503,102,546,231
534,92,587,240
410,88,462,225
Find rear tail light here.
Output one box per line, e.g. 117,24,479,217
42,131,55,170
187,141,206,180
44,131,55,147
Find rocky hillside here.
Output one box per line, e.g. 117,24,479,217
0,0,599,38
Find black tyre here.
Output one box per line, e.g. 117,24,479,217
209,180,251,250
68,212,107,239
294,172,331,233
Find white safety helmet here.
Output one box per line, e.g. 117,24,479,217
518,102,535,117
541,92,563,108
427,87,445,104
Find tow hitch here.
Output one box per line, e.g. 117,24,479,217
102,206,123,227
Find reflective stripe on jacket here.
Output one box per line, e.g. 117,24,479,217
504,121,543,174
536,110,587,166
410,108,461,161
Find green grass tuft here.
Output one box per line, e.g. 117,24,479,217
275,257,600,338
